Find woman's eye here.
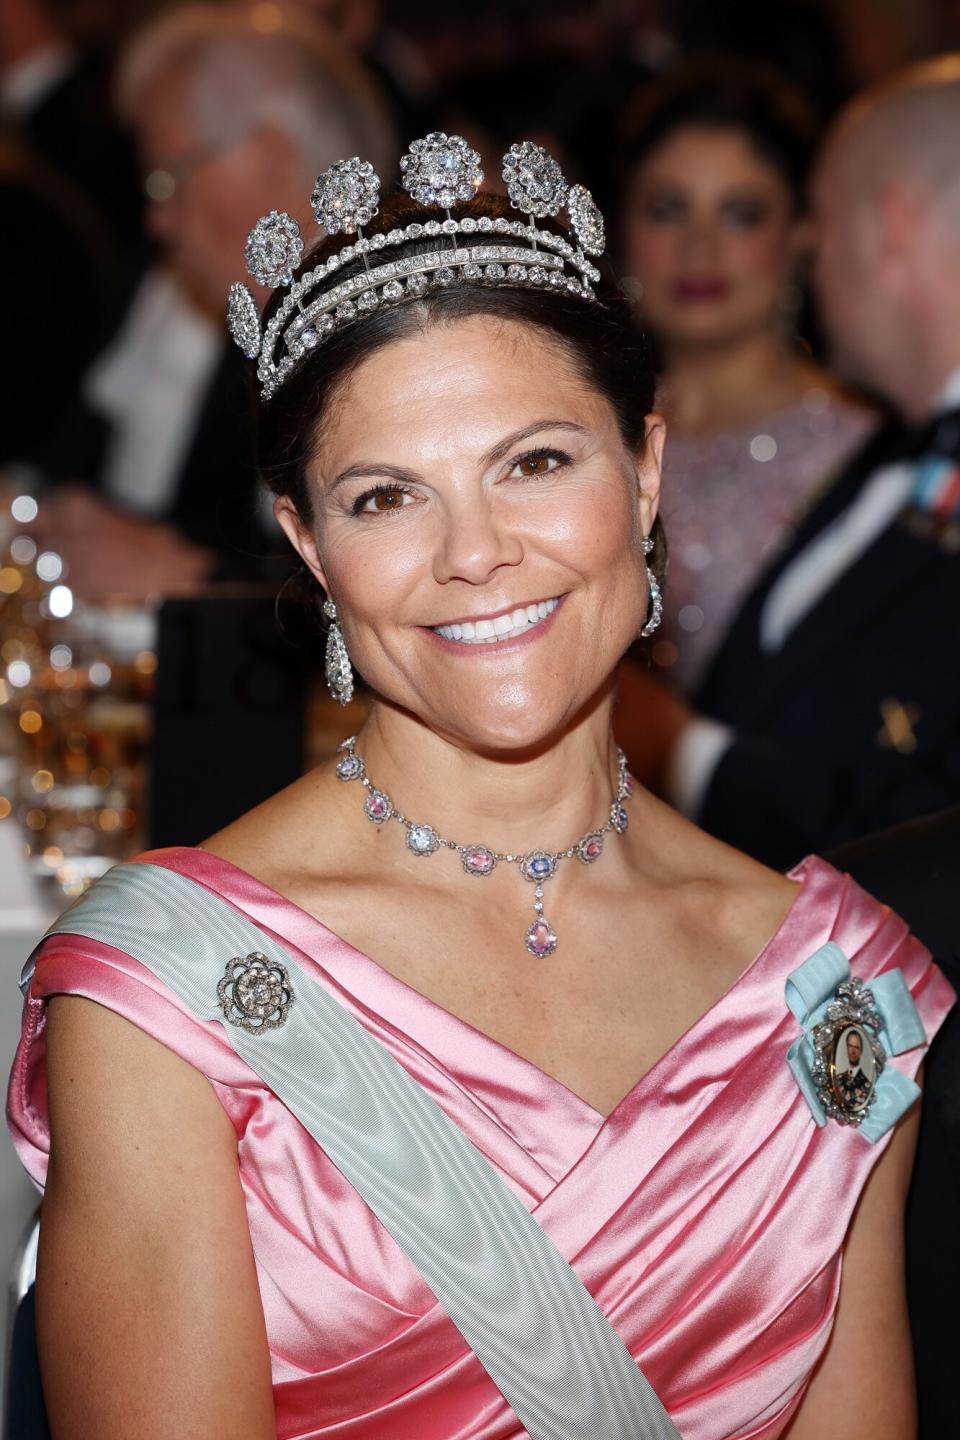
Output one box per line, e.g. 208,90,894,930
353,485,413,515
510,450,569,480
722,199,769,229
638,194,687,224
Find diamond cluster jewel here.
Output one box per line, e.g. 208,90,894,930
227,132,609,398
217,953,295,1033
311,156,381,235
244,210,304,289
227,282,262,359
400,131,483,207
567,184,605,256
502,140,568,218
333,735,632,960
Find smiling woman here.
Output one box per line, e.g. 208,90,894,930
8,143,953,1440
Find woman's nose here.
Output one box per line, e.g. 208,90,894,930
678,214,720,264
432,495,524,586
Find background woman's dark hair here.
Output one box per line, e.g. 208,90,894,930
618,56,822,214
258,188,666,609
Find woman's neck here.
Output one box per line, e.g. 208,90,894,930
354,703,623,856
660,331,818,438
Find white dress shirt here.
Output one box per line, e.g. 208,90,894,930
83,269,223,518
1,43,73,117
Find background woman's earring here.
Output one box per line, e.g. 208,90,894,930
323,599,354,705
640,536,662,637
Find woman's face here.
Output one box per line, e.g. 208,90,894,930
278,314,663,753
622,125,807,351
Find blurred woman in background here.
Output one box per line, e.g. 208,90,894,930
620,58,875,692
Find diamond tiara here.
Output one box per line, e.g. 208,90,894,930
226,133,607,400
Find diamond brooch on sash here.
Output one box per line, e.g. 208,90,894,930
218,952,295,1033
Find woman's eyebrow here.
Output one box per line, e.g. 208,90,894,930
328,419,589,491
481,419,589,467
329,461,420,491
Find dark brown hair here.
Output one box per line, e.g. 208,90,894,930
620,56,821,216
258,189,665,590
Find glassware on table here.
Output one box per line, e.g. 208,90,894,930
0,477,157,899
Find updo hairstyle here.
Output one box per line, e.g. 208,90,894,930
257,190,666,596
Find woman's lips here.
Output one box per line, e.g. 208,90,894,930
424,594,567,655
671,278,731,301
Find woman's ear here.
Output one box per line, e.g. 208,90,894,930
274,497,329,593
636,412,665,531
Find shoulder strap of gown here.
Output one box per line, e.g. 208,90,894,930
28,861,681,1440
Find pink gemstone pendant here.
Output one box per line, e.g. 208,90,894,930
525,917,557,958
462,845,496,877
364,790,392,823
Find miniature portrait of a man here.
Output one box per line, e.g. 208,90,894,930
834,1026,874,1110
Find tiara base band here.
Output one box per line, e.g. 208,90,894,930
261,245,594,399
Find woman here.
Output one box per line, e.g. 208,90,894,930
620,60,875,692
8,139,951,1439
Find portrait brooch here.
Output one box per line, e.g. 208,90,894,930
785,941,927,1142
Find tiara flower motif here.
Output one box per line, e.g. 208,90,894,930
244,210,304,289
399,132,483,207
502,141,568,218
311,157,381,235
227,134,608,400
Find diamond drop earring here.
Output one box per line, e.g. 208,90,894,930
323,599,354,705
640,536,662,637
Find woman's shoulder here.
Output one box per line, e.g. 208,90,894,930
199,764,346,890
647,804,945,1007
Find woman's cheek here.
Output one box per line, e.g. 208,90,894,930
725,223,793,284
323,520,426,615
624,222,679,285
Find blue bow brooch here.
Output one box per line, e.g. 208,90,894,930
786,942,927,1143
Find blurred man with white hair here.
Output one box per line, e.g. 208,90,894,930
35,3,395,597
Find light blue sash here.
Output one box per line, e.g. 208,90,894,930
25,862,681,1440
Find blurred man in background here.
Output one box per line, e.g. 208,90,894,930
30,3,394,599
620,56,960,869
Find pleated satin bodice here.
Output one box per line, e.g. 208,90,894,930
8,848,953,1438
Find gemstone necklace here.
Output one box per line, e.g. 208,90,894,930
334,735,633,958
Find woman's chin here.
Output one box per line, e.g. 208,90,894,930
426,681,611,758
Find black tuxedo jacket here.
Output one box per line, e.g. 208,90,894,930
38,320,287,583
694,423,960,868
20,55,143,254
827,810,960,1438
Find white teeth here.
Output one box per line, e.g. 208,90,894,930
433,596,561,644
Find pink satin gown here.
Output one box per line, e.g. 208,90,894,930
7,848,954,1439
